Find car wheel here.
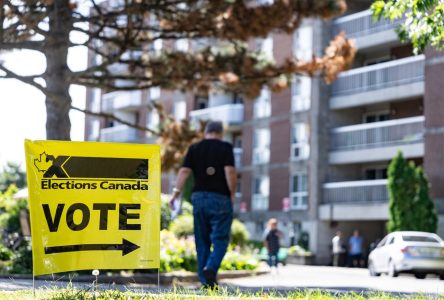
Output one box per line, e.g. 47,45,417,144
440,274,444,280
387,260,398,277
414,273,426,279
368,261,380,277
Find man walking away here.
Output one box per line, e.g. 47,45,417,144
169,121,236,288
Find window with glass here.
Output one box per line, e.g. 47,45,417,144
252,128,270,164
291,174,308,209
293,26,313,61
252,175,269,210
253,88,271,119
292,76,311,111
291,123,309,160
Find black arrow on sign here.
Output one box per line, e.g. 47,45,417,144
44,239,140,256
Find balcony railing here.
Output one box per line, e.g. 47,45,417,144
332,55,425,96
332,9,404,38
323,179,388,204
331,116,424,151
102,91,143,112
234,148,243,168
189,104,244,126
100,125,139,143
251,194,269,211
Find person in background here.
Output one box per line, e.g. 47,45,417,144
264,218,283,272
332,231,345,267
348,229,364,268
169,121,236,288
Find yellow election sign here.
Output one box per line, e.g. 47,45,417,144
24,140,160,276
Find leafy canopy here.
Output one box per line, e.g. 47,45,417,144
372,0,444,53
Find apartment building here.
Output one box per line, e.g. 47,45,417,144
84,5,444,264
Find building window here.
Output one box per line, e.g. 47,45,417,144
363,111,390,123
364,167,388,180
255,35,273,59
253,88,271,119
291,123,309,160
293,26,313,61
194,95,208,110
291,173,308,209
173,100,186,120
252,175,269,210
292,76,311,112
150,87,161,100
252,128,270,164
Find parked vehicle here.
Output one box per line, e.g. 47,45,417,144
368,231,444,279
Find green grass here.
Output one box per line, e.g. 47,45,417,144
0,287,441,300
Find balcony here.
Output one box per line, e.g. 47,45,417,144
234,148,243,168
102,90,143,113
189,104,244,129
332,10,403,50
330,55,425,109
330,116,424,164
100,125,139,143
319,179,389,221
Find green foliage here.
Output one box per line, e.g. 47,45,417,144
219,250,259,271
160,230,197,273
387,152,437,233
0,162,26,193
9,241,32,274
160,230,258,273
161,194,172,230
288,245,311,256
230,219,249,247
414,168,438,233
169,214,194,238
0,243,13,261
371,0,444,53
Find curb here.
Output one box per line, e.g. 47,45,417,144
0,270,268,285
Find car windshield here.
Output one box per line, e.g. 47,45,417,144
402,235,440,243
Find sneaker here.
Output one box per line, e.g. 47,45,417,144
203,267,217,288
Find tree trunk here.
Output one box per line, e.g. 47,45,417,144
44,0,73,140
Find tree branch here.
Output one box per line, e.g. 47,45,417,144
70,105,159,135
0,64,46,94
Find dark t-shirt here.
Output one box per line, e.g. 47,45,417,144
265,229,281,253
182,139,235,197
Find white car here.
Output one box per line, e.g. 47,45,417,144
368,231,444,279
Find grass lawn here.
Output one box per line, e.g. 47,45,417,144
0,287,440,300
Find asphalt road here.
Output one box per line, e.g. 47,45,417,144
221,265,444,295
0,265,443,296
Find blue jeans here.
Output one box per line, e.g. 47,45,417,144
268,251,278,267
192,191,233,285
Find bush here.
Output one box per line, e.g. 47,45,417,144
9,241,32,274
230,219,249,247
288,245,311,256
160,230,259,273
161,194,172,230
0,244,13,261
169,215,194,238
219,250,259,271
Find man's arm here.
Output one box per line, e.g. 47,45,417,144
169,167,192,207
224,166,237,202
